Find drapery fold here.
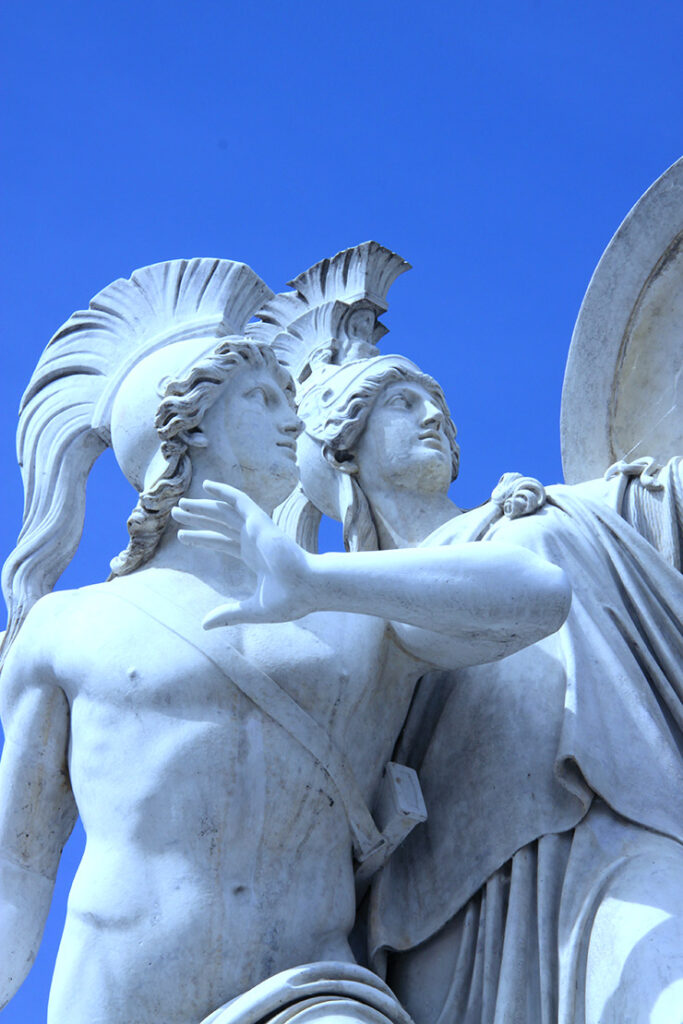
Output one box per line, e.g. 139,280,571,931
388,803,683,1024
371,462,683,1013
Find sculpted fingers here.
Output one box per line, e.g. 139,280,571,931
203,481,250,511
172,506,240,536
202,480,270,526
176,497,242,525
177,529,240,555
178,497,242,519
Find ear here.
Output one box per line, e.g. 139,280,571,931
180,427,209,449
321,444,358,475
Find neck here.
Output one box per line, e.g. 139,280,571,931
137,467,275,595
144,520,254,597
366,487,460,549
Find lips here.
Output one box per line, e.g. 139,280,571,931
418,430,446,447
276,439,298,458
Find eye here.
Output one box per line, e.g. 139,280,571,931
387,392,412,409
245,386,269,404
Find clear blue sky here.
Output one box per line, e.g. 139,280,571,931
1,1,682,1018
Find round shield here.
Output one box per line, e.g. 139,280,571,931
561,157,683,483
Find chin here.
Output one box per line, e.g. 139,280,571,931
410,455,452,494
240,461,298,511
269,466,300,507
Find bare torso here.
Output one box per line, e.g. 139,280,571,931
38,568,419,1023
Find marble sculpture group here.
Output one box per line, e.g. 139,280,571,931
0,161,682,1023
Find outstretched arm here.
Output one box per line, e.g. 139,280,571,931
173,482,571,669
0,600,77,1009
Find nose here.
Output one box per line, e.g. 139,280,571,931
421,400,444,429
280,405,304,438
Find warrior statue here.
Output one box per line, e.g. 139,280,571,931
0,255,569,1023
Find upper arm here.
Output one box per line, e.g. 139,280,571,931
388,543,571,671
0,598,77,879
389,618,555,671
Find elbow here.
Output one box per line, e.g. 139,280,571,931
503,549,571,646
537,563,572,637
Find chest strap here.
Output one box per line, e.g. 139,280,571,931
104,581,387,870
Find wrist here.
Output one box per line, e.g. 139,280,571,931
300,550,325,613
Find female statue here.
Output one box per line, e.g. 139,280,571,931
291,351,683,1024
238,235,683,1023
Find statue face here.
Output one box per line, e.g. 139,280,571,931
345,307,375,341
201,364,301,508
354,380,453,496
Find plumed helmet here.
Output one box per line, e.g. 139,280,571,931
2,258,273,655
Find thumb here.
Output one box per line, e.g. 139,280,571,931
202,598,264,630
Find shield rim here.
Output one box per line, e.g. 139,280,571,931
561,156,683,483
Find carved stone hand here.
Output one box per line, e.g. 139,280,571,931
173,481,316,627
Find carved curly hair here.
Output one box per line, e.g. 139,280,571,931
110,340,294,577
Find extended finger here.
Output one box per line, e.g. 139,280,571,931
203,481,260,518
172,507,240,535
202,481,244,506
203,599,264,629
177,498,242,523
177,529,241,553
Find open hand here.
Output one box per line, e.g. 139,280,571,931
172,481,316,628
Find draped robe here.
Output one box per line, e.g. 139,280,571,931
370,459,683,1024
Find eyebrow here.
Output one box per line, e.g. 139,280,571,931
384,386,419,401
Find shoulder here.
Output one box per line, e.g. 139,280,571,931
10,587,100,654
0,590,82,723
547,477,614,505
4,590,76,665
1,586,106,696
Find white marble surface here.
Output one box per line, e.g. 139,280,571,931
0,258,569,1023
561,155,683,483
265,238,683,1021
1,169,682,1023
200,962,413,1024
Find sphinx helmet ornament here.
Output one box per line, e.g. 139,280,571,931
254,243,459,552
248,241,410,383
